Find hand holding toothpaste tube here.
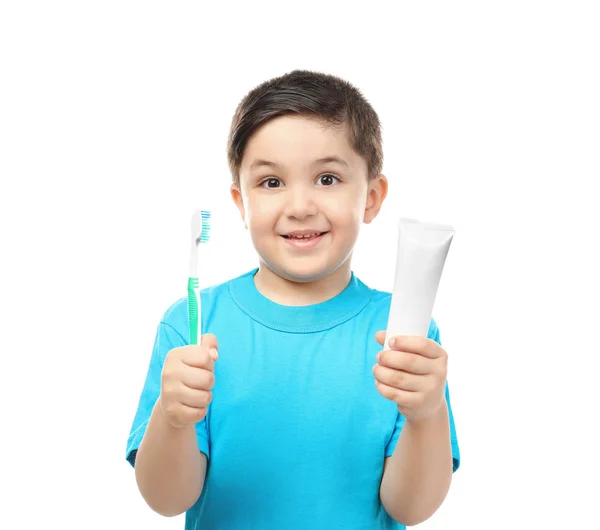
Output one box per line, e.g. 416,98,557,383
373,217,455,423
373,331,447,423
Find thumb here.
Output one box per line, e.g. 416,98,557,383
375,330,386,346
201,333,219,360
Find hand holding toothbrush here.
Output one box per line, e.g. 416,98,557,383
158,209,217,429
159,334,219,428
373,331,448,425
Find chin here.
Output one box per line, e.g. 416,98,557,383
267,260,334,284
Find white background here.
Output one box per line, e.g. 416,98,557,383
1,1,599,528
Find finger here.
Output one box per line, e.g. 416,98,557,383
375,330,386,345
201,333,219,360
177,383,213,409
373,364,426,392
180,345,215,371
374,379,419,406
389,335,442,359
377,350,431,375
174,403,207,425
180,365,215,391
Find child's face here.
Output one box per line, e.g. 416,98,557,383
231,115,387,283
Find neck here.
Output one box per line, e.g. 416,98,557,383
253,261,352,306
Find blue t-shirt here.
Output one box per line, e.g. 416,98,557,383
126,268,460,529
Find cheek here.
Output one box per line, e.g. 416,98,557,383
328,195,366,226
246,197,278,228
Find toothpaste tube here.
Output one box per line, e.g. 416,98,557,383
384,217,455,349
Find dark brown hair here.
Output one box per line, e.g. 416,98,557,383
227,69,383,186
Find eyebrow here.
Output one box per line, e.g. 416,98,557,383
249,156,350,171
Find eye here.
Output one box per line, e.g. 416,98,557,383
259,177,282,189
317,174,341,186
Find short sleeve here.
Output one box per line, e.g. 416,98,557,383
125,320,210,467
384,320,461,472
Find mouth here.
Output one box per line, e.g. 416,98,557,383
281,231,329,249
282,231,327,240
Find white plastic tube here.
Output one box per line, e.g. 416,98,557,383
384,218,455,349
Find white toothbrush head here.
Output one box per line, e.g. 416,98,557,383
189,209,211,276
191,209,211,245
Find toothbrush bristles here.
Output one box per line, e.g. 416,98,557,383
194,209,211,245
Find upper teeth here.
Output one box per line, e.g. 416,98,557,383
290,233,319,239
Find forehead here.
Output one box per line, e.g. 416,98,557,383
240,115,365,173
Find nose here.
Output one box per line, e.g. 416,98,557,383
284,185,318,220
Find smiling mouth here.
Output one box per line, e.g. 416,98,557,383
282,232,328,240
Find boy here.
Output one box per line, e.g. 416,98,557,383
126,69,460,529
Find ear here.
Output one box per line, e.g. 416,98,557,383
363,174,388,224
230,183,248,228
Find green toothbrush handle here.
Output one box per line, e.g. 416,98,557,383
187,277,201,345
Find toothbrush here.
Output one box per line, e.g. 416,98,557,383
187,209,211,345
